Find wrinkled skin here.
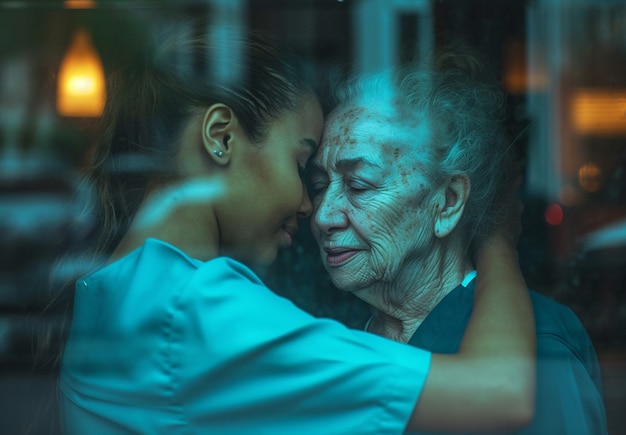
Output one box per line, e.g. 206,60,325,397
310,101,472,341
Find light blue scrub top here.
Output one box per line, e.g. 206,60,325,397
61,239,431,434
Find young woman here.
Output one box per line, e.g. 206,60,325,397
52,18,535,434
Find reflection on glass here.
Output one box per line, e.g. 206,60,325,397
56,29,105,117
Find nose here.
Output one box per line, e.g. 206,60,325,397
297,185,313,218
312,189,348,235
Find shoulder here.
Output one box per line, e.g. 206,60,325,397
528,289,593,348
527,290,604,390
131,238,270,300
192,256,266,290
525,292,607,434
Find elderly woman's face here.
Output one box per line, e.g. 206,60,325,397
310,104,436,291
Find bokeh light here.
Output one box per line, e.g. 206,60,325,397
545,203,564,226
578,162,602,193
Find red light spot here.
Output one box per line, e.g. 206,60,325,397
545,203,564,226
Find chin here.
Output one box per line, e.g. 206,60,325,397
254,248,279,268
233,246,278,270
329,273,363,293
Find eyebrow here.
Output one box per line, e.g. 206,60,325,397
309,156,383,174
335,157,382,171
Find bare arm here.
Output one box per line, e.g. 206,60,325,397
407,231,536,433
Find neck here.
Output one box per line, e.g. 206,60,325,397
360,241,472,343
109,179,221,263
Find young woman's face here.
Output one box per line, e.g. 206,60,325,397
221,94,324,266
309,103,437,291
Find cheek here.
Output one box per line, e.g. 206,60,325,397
363,198,431,252
356,207,403,251
271,163,303,211
358,215,406,280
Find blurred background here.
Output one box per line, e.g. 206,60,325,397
0,0,624,433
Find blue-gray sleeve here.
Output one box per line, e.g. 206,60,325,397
517,333,607,435
406,283,608,435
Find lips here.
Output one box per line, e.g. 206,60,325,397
281,225,298,247
323,247,359,266
283,225,298,238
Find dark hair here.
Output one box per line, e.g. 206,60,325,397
333,44,516,259
89,19,314,258
32,17,314,433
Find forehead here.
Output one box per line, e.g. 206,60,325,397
280,93,324,140
316,103,431,168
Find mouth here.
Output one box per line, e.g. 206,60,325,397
281,225,298,247
323,247,359,267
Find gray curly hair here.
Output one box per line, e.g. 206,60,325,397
333,45,516,258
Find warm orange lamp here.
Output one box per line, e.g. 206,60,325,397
571,88,626,136
56,29,106,117
64,0,96,8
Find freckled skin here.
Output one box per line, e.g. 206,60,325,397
311,102,472,342
311,103,436,292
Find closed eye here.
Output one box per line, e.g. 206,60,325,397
310,183,327,198
298,164,321,200
298,164,306,178
348,179,372,193
309,175,328,199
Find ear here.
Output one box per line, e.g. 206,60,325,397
433,174,470,238
202,103,237,166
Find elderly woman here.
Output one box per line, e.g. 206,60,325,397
310,50,607,434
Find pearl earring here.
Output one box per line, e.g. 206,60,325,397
213,150,223,157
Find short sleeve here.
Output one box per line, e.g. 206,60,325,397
174,258,432,435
